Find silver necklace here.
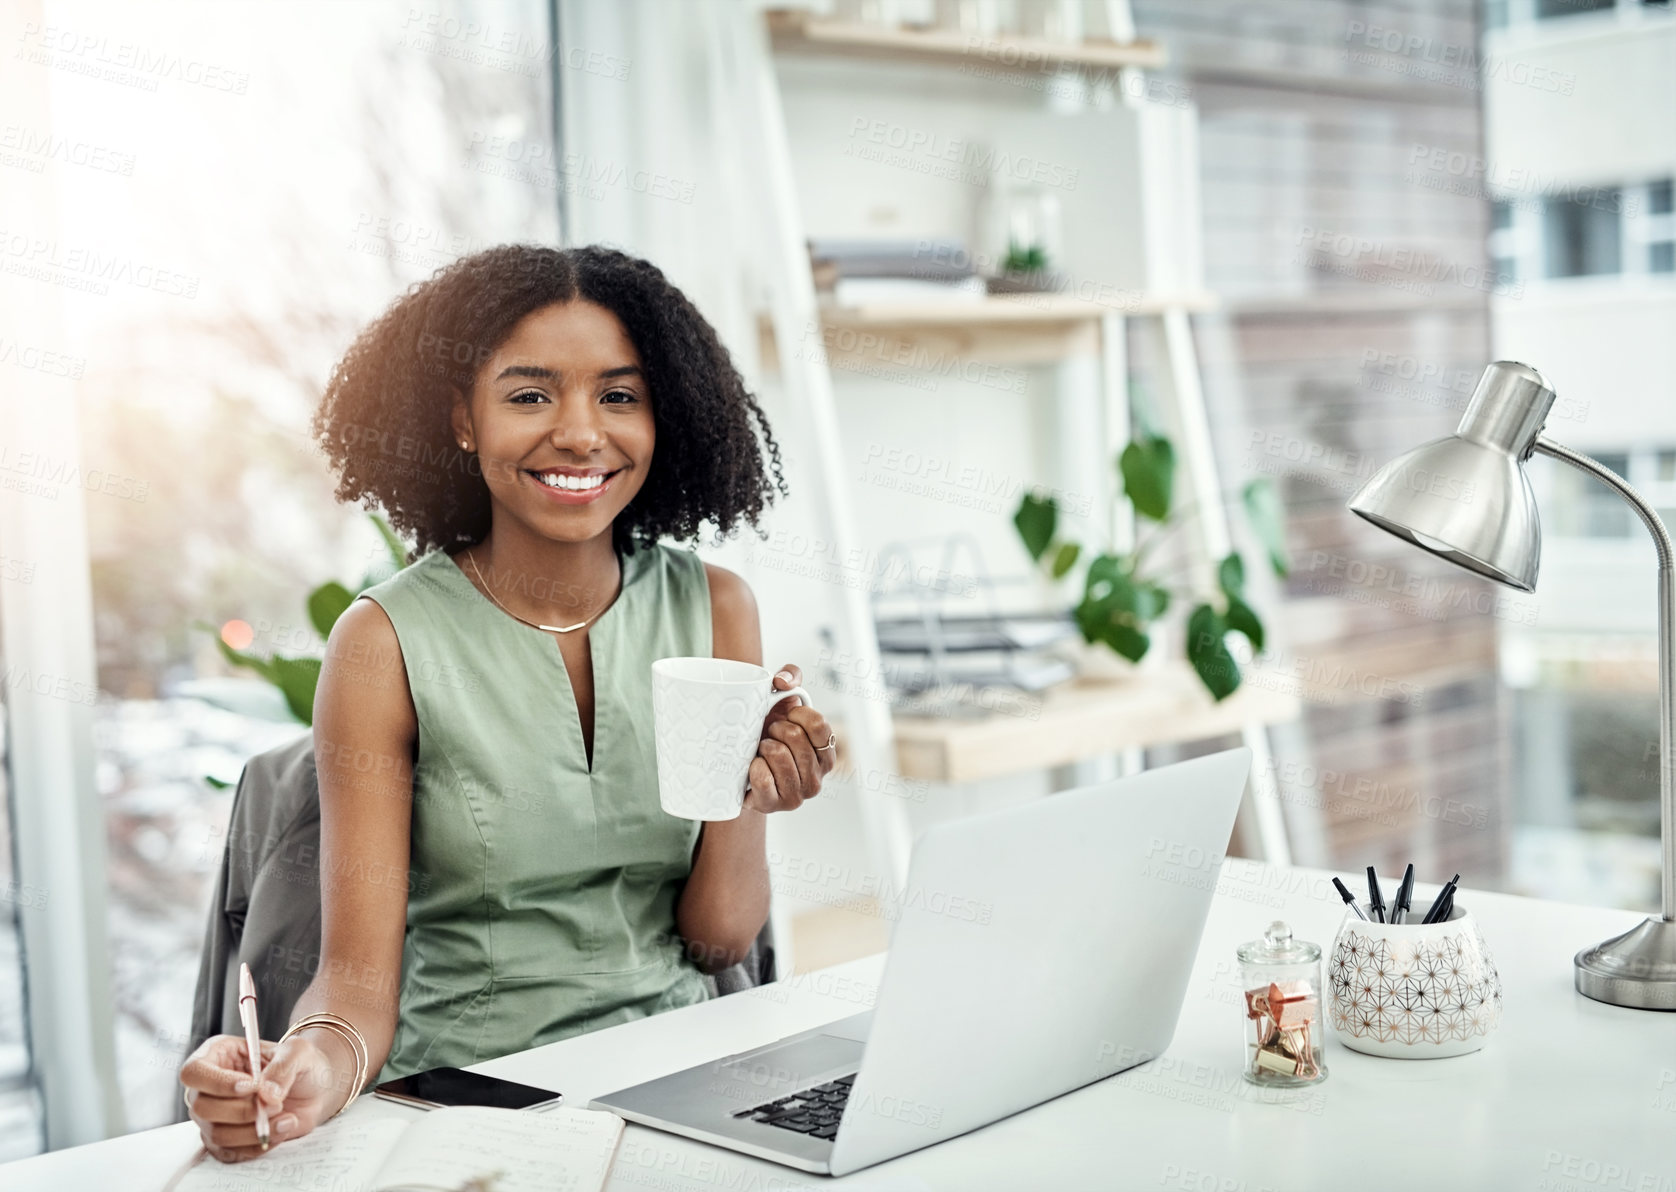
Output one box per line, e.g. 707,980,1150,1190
465,549,613,634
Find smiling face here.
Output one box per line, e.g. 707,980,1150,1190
451,300,655,547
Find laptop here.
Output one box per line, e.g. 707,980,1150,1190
591,747,1251,1177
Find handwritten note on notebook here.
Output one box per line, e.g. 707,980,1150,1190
169,1106,623,1192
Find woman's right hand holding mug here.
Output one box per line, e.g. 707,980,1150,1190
179,1031,343,1163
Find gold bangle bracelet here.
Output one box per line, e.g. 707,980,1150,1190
283,1019,366,1119
280,1013,370,1120
281,1021,365,1116
283,1013,368,1074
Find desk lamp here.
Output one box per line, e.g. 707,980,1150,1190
1349,360,1676,1010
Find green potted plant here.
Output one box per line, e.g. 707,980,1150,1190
1012,421,1288,702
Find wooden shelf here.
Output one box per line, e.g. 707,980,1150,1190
759,291,1218,367
1223,290,1486,318
766,8,1168,74
822,290,1218,326
889,662,1300,784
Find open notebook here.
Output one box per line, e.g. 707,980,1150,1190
167,1105,623,1192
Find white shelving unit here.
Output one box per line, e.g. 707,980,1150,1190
709,2,1298,897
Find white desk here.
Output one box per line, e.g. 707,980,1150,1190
7,865,1675,1191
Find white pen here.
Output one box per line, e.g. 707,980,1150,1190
238,963,270,1150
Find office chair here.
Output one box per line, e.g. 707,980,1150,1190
180,731,776,1119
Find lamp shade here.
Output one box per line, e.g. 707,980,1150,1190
1348,361,1557,593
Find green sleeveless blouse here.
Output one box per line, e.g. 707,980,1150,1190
354,543,714,1081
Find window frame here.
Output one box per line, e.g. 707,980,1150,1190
1491,179,1676,285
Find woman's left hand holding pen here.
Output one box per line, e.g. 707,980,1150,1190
179,1031,341,1163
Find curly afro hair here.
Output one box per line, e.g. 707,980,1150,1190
313,243,787,558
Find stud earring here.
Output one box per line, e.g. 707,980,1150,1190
460,441,470,450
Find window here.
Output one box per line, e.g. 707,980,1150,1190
1646,451,1676,538
1544,191,1623,277
0,752,43,1159
1489,200,1519,283
1644,180,1676,273
9,1,562,1158
1535,0,1615,15
1492,180,1675,283
1491,0,1673,30
1549,449,1676,539
1585,452,1633,536
1549,451,1634,537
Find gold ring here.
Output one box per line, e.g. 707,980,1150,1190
816,734,837,753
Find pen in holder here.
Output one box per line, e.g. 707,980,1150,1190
1327,899,1503,1058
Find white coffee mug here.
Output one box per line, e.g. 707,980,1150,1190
651,657,809,820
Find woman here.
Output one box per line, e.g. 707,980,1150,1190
178,244,835,1161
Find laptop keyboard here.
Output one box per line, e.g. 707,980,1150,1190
731,1073,855,1141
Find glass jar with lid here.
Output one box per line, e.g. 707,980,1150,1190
1236,920,1327,1087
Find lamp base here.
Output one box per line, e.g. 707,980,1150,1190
1574,917,1676,1010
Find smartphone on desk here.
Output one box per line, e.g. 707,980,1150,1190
373,1066,563,1111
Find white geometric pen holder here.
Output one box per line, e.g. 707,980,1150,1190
1327,903,1503,1058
